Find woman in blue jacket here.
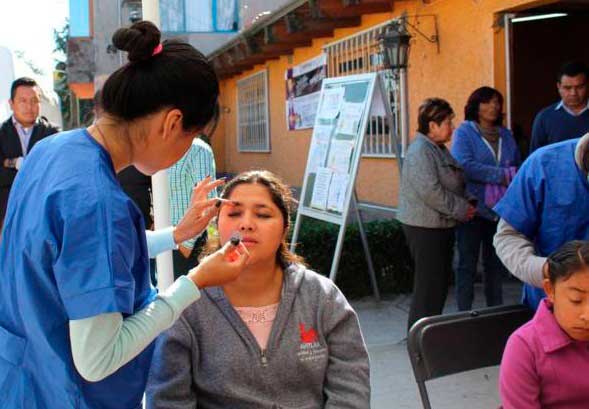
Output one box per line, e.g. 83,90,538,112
451,87,521,311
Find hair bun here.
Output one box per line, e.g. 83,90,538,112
112,20,161,63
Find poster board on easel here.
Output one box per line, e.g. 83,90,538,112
290,72,401,301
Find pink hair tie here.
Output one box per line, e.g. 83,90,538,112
152,44,163,56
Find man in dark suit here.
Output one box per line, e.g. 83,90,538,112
0,77,60,227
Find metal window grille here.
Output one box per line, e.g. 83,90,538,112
237,70,270,152
323,20,407,157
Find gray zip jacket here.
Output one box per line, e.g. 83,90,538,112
146,264,370,409
398,133,471,228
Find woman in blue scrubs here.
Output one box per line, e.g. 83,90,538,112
0,21,249,409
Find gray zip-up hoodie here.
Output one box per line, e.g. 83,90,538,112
146,264,370,409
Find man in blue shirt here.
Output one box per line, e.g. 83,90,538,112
530,61,589,153
493,135,589,310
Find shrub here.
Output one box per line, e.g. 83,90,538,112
290,217,413,299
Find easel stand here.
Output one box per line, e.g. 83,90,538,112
291,190,380,300
290,72,401,302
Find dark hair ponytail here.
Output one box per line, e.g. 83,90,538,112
546,241,589,284
101,20,219,131
112,20,161,63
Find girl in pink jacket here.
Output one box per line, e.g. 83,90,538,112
500,240,589,409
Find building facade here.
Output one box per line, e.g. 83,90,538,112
208,0,589,210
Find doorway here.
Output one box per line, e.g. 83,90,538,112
505,2,589,157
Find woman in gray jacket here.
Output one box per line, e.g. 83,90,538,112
399,98,476,331
146,170,370,409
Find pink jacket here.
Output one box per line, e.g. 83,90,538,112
499,299,589,409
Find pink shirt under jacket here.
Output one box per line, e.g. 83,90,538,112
499,299,589,409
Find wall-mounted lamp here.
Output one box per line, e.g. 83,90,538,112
378,20,412,71
378,13,440,71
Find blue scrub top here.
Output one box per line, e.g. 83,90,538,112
0,129,156,408
494,138,589,309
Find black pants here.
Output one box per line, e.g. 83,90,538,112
403,224,455,332
171,231,208,281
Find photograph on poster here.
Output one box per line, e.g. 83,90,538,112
286,54,327,130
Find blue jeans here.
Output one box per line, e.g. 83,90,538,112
455,217,506,311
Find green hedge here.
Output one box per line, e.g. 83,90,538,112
290,217,414,299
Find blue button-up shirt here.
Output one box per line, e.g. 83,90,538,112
11,116,34,156
494,138,589,309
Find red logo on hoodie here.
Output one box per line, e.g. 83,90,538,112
299,323,318,344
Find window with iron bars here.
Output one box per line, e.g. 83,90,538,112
323,20,406,158
237,70,271,152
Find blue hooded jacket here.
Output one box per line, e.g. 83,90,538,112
451,121,521,220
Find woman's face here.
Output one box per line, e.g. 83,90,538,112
428,115,455,144
478,96,501,125
544,269,589,342
218,183,286,267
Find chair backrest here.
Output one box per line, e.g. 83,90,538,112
407,304,534,408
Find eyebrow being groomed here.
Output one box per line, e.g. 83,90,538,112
566,287,588,293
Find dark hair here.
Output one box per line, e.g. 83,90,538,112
93,90,102,107
546,241,589,285
464,86,504,126
101,20,219,131
417,98,454,135
93,90,103,119
10,77,38,100
557,61,589,82
202,170,306,270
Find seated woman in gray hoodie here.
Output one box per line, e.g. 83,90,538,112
146,170,370,409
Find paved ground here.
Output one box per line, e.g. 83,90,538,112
351,280,523,409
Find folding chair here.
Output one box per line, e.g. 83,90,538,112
407,304,533,409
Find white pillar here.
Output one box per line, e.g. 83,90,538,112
504,13,515,131
400,68,409,155
142,0,174,291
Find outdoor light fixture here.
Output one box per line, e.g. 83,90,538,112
378,20,412,71
511,13,568,23
378,14,440,71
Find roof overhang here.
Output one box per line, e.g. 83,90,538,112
208,0,393,79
